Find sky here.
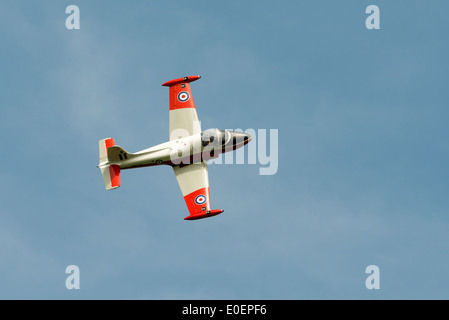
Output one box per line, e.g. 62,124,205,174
0,0,449,299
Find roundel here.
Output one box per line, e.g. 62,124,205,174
194,194,207,205
177,91,190,102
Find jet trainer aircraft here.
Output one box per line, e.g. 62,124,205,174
98,76,252,220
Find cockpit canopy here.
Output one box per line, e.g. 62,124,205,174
201,128,230,148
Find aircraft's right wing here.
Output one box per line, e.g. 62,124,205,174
162,76,202,140
173,162,223,220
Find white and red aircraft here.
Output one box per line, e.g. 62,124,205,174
98,75,252,220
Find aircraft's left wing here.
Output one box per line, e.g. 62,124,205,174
173,162,223,220
162,75,202,140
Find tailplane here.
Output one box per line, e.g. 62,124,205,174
99,164,121,190
98,138,121,190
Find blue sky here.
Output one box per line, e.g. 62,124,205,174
1,0,449,299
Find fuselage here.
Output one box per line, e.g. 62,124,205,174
107,129,251,170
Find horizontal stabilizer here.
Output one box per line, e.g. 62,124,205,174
98,137,121,190
100,164,121,190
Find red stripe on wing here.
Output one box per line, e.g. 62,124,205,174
162,76,201,111
183,187,224,220
184,187,210,216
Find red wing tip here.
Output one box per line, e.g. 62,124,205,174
184,209,224,220
162,75,201,87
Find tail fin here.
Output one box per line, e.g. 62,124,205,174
99,138,115,165
98,138,121,190
107,145,132,162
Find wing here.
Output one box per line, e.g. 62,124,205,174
162,75,202,140
173,162,223,220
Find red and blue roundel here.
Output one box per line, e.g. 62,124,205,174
195,194,207,205
177,91,190,102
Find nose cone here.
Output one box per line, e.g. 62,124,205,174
243,133,252,144
221,130,252,152
231,132,252,146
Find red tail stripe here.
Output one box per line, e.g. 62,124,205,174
105,138,115,156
